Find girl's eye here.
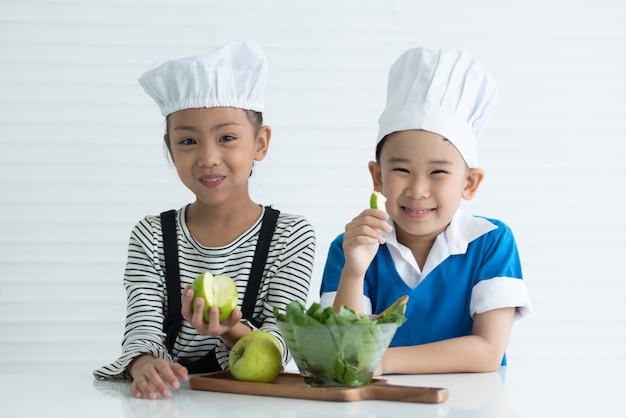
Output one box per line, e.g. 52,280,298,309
219,135,236,143
179,138,197,145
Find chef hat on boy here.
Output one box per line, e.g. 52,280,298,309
377,47,499,168
138,40,267,117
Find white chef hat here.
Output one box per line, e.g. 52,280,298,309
138,40,267,117
377,47,499,168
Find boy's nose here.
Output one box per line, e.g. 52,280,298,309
408,178,430,199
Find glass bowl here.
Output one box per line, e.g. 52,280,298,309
277,320,398,387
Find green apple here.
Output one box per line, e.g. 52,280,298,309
248,330,283,356
229,331,283,383
370,191,387,211
190,272,238,323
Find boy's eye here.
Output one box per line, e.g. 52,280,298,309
431,169,448,175
392,167,409,173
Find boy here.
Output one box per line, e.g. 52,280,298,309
320,47,531,374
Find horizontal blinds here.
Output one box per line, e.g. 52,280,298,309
1,0,625,373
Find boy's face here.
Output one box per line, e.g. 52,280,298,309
369,129,483,244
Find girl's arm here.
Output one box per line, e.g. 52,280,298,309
380,307,516,374
262,216,316,360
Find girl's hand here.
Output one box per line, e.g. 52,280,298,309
342,208,392,277
129,355,188,400
181,285,243,336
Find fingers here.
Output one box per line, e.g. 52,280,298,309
131,359,187,400
344,210,392,246
183,289,208,331
171,362,189,381
205,306,241,335
191,297,206,326
221,308,243,329
183,284,242,336
181,285,195,322
366,208,393,234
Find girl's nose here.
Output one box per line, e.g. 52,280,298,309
197,143,220,168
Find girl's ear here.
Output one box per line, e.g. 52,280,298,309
254,126,272,161
368,161,383,191
462,168,485,200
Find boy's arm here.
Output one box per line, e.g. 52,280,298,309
332,209,392,314
379,307,515,374
332,267,368,315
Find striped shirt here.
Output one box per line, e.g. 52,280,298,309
93,205,316,380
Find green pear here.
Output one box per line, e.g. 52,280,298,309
229,331,283,383
370,191,387,211
190,272,238,323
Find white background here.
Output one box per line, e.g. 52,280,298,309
1,0,625,415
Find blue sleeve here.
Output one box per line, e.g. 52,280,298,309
477,219,523,281
319,233,345,296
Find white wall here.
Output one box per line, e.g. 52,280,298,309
1,0,625,385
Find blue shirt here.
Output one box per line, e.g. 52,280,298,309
320,210,531,365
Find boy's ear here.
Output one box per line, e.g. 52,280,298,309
254,126,272,161
368,161,383,191
462,168,485,200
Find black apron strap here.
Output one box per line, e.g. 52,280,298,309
242,206,279,326
160,209,182,354
159,206,280,373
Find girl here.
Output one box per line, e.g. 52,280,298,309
94,41,316,399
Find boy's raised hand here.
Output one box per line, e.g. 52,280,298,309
341,208,392,278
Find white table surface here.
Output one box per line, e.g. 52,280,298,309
1,360,622,417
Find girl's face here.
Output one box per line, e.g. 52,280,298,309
165,107,270,208
369,130,483,246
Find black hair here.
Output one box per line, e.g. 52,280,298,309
245,110,263,135
375,135,388,162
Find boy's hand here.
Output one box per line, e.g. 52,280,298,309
342,208,392,277
182,285,243,336
129,355,188,399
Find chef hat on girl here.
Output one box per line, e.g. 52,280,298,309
377,47,499,168
138,40,267,117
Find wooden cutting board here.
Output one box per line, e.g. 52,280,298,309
190,371,448,403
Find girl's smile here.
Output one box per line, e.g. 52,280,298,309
198,174,226,188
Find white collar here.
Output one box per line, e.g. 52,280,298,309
382,208,498,286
